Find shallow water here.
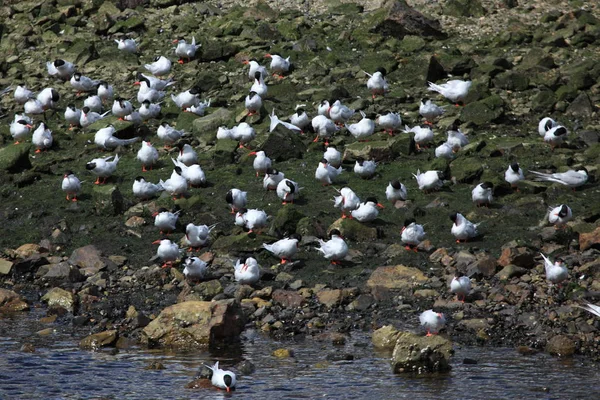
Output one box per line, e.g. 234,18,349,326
1,310,599,400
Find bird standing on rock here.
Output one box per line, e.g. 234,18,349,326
419,310,446,336
365,67,389,99
61,171,81,202
450,275,471,302
428,79,471,105
401,218,426,251
234,258,260,284
152,239,180,269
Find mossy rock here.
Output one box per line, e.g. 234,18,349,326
328,218,378,241
259,129,306,162
64,38,97,65
108,17,145,34
435,51,477,76
92,184,128,215
176,112,201,133
531,89,556,113
517,48,555,70
443,0,486,17
213,139,238,165
200,39,239,62
192,108,234,139
268,206,306,237
493,71,529,91
212,232,276,252
359,50,398,75
343,137,409,162
0,144,32,172
399,35,426,54
450,157,483,183
460,95,505,126
555,85,578,102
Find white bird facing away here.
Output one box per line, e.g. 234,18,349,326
70,72,99,93
290,107,310,131
544,125,568,149
529,168,588,188
86,154,120,184
185,99,211,116
32,123,53,153
152,239,180,268
428,79,472,104
144,55,171,76
173,36,200,63
351,197,384,222
61,171,81,202
24,99,44,115
182,256,208,281
226,188,247,213
125,111,143,126
315,158,343,186
576,303,600,319
83,95,102,113
276,178,301,204
185,223,217,249
132,176,163,200
115,38,137,53
171,86,201,110
420,310,446,336
136,141,159,172
450,212,480,243
548,204,572,228
269,109,302,133
265,53,291,78
318,100,330,117
538,117,557,137
232,122,256,147
153,207,180,233
80,107,110,128
419,97,445,124
329,100,354,125
245,91,262,116
137,73,176,91
365,67,389,98
401,218,426,250
176,143,198,166
505,163,525,189
46,59,75,80
235,209,268,233
450,276,471,302
157,122,186,146
315,229,348,265
136,77,166,104
36,87,60,111
97,81,114,103
64,104,82,129
243,58,268,81
216,126,236,140
404,125,434,149
263,168,285,191
160,167,187,199
354,158,377,179
471,182,494,207
139,100,161,121
333,187,361,219
171,159,206,187
10,118,33,144
346,111,375,140
323,146,342,168
540,253,568,285
14,85,34,104
377,111,401,135
250,151,272,177
446,122,469,149
413,169,444,193
234,257,260,285
435,142,459,159
250,71,268,97
311,115,338,145
386,180,407,203
111,98,133,119
94,125,139,150
262,234,301,264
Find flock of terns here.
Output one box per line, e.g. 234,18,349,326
1,29,597,391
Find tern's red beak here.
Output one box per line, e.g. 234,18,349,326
134,81,140,85
265,53,272,58
172,39,179,44
377,203,385,209
152,240,161,244
242,60,249,65
249,151,257,156
26,124,33,128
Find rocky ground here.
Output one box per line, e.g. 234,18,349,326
1,0,600,371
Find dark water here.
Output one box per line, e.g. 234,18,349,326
1,310,599,400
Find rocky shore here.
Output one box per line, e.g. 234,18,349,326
1,0,600,376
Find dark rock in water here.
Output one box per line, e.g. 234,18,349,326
372,0,446,40
546,335,576,357
141,299,246,348
462,358,478,364
326,352,355,361
0,143,32,172
237,360,256,375
20,343,35,353
444,0,486,17
145,361,165,370
391,332,453,373
372,325,401,350
80,330,118,350
260,129,306,161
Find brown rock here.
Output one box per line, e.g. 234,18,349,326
579,227,600,251
80,330,118,350
391,331,453,373
467,253,498,278
272,348,294,358
498,246,535,268
43,262,85,282
317,289,342,308
125,216,146,228
15,243,41,258
271,289,304,308
367,265,428,291
372,325,401,350
69,245,106,276
546,335,576,357
141,300,245,348
0,259,13,275
0,288,20,306
373,0,446,39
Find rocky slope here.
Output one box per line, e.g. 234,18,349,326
0,0,599,361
